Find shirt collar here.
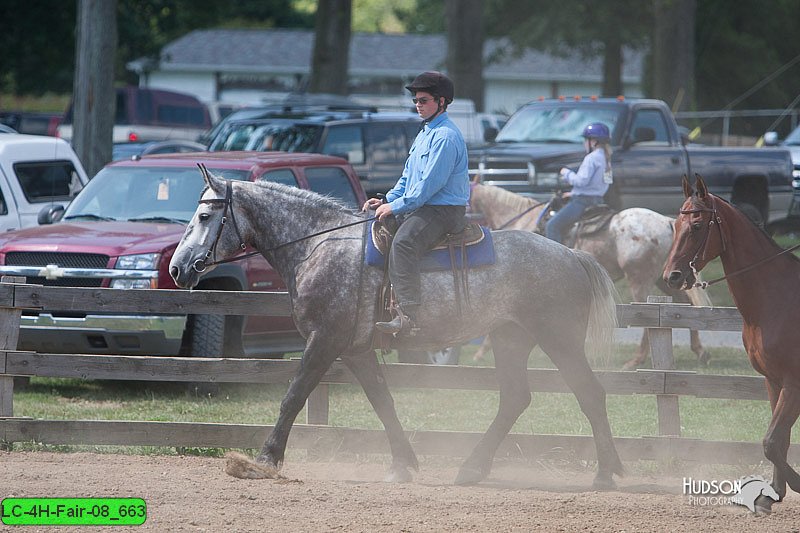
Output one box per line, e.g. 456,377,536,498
424,111,448,131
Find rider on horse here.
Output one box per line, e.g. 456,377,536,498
362,71,470,336
545,122,612,244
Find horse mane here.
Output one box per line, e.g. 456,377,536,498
475,183,537,212
223,179,357,215
698,192,800,265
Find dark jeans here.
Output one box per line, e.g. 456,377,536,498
545,195,604,244
388,204,466,315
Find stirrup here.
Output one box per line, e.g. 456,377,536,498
375,312,417,337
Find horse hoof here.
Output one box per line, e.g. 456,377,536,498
454,466,486,486
591,475,617,491
384,466,413,483
754,495,775,515
225,452,285,480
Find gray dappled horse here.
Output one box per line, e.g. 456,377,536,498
169,164,624,488
469,182,712,369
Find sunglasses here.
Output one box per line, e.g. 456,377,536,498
412,97,437,105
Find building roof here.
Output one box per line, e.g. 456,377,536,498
129,28,644,84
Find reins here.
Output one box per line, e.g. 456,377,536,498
497,199,547,229
193,180,377,272
681,195,800,288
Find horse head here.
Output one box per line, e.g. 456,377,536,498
169,163,248,289
663,174,726,290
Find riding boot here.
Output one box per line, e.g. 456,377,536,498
375,306,417,336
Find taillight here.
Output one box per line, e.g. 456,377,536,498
128,132,138,142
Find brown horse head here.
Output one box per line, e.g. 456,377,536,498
664,174,725,289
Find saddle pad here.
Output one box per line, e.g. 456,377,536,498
365,221,496,271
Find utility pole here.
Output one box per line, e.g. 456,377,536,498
72,0,117,177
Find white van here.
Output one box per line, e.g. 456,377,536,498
0,135,89,231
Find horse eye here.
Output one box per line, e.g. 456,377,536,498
199,213,210,221
691,222,702,231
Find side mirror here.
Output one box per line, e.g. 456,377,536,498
677,126,690,146
483,127,498,143
38,204,65,225
763,131,779,146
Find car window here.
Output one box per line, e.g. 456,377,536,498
404,123,421,149
321,125,365,164
258,169,299,187
365,124,405,164
157,104,207,127
630,109,671,145
304,167,359,208
13,161,84,203
0,187,7,215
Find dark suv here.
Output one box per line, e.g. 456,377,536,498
207,111,421,195
0,151,367,359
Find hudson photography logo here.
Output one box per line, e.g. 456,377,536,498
683,475,779,512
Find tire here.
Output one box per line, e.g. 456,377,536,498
187,313,225,397
398,345,461,365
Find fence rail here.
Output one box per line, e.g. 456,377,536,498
1,281,795,465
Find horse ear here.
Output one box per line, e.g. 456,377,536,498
196,163,225,194
681,174,693,198
695,173,709,198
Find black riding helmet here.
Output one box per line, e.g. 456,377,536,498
405,71,455,105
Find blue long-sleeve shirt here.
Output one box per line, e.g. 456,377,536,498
563,148,610,197
385,112,470,215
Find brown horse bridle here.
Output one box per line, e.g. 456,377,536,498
680,195,800,288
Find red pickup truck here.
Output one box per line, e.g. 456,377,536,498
0,151,367,359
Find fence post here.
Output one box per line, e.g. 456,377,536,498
647,295,681,437
306,384,330,425
0,276,24,418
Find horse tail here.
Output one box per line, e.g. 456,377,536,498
572,249,619,367
685,272,713,307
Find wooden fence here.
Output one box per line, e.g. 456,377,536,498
0,280,795,465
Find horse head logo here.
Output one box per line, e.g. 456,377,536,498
730,475,779,513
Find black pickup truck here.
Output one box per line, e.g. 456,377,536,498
470,97,794,227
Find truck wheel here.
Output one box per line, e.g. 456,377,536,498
187,313,225,397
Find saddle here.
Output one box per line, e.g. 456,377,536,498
366,217,495,351
536,200,616,247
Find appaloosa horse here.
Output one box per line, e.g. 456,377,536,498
469,182,712,369
664,175,800,513
169,164,624,488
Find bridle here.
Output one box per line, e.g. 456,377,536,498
193,180,247,273
191,180,376,273
679,195,800,288
678,195,726,286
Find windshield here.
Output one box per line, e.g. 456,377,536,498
785,126,800,146
64,166,249,223
496,105,623,144
211,121,323,153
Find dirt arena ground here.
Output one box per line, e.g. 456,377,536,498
3,451,800,532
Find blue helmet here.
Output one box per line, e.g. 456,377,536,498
582,122,610,141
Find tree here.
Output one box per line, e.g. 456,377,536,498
445,0,485,111
72,0,117,177
650,0,696,112
308,0,352,95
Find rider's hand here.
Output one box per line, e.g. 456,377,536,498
375,203,393,221
362,198,383,212
559,167,571,178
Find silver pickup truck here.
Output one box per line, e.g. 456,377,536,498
0,134,89,232
471,97,794,227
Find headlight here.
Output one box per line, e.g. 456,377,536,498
116,253,160,270
110,279,156,289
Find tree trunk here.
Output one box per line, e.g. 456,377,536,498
445,0,485,112
72,0,117,178
601,36,623,97
652,0,695,112
308,0,352,95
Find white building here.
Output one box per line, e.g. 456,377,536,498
127,28,644,117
